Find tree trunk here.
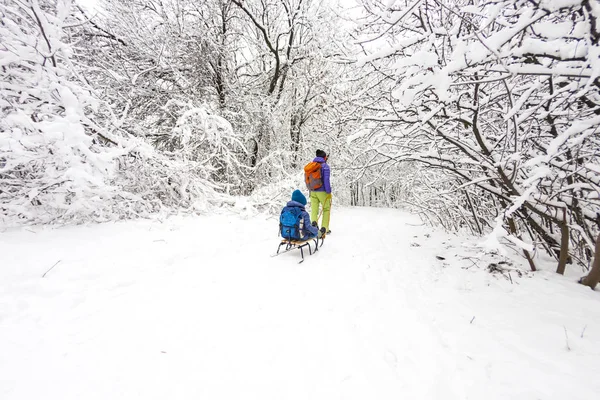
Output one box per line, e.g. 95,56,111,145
556,208,569,275
290,117,300,169
507,217,537,271
290,89,301,169
579,235,600,290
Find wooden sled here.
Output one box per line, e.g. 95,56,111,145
274,235,324,263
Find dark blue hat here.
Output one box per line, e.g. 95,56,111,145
291,189,307,205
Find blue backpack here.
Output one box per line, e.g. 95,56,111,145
280,207,304,240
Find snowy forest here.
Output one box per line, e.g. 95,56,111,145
1,0,600,281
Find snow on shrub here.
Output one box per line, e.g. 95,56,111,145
0,0,122,226
0,0,227,227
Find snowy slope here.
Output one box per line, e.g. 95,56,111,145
1,207,599,400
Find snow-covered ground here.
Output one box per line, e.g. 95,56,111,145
1,207,599,400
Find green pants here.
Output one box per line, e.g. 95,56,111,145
310,191,331,230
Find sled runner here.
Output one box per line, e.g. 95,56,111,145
273,235,324,264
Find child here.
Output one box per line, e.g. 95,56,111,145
280,190,319,240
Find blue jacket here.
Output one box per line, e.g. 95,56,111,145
312,157,331,193
281,200,319,239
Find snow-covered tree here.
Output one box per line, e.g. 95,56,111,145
0,0,229,227
353,0,600,272
0,0,122,225
74,0,356,196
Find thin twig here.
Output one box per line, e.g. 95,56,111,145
42,260,61,278
564,326,571,351
31,0,57,67
470,316,475,324
462,257,480,269
581,325,587,338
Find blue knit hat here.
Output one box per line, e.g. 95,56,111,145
291,189,307,205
